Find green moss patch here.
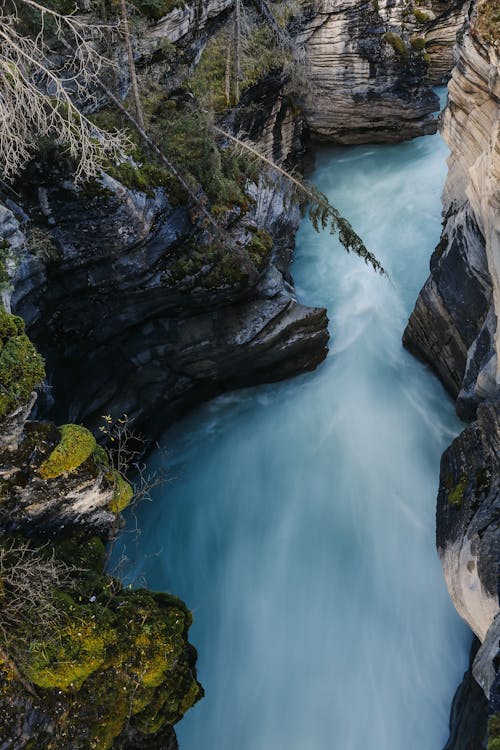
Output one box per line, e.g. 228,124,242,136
109,471,134,513
413,8,431,24
0,535,202,747
38,424,96,480
448,477,468,506
488,714,500,750
0,308,45,423
165,229,272,290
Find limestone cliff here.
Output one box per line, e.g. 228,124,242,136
404,4,499,746
298,0,468,142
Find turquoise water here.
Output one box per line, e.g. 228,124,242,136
115,124,471,749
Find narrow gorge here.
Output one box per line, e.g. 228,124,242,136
0,0,498,748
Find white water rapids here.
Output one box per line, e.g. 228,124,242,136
115,101,471,750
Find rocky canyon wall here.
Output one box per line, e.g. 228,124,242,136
299,0,468,142
404,5,499,745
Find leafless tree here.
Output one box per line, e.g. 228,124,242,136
0,0,128,182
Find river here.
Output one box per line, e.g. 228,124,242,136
114,107,471,750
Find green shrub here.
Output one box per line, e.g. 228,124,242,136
476,0,500,42
188,25,290,111
410,36,427,50
383,32,409,58
38,424,96,479
413,8,431,24
0,308,45,423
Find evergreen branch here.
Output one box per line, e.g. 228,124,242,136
213,125,385,274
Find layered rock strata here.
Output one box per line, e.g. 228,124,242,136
298,0,467,142
404,23,500,419
404,9,499,747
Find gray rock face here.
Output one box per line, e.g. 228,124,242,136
404,13,500,748
424,0,470,85
444,640,489,750
298,0,450,142
437,397,500,642
10,162,328,440
404,29,500,418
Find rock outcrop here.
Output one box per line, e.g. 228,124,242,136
4,4,329,441
404,6,499,747
0,316,201,749
298,0,467,142
404,20,500,419
437,397,500,643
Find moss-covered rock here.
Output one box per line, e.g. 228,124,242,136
109,472,134,513
38,424,97,480
0,308,45,423
0,536,202,749
488,714,500,750
448,476,468,506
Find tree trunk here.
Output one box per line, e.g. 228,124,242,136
233,0,242,102
119,0,145,131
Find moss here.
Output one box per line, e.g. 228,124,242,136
475,466,491,492
38,424,96,480
109,471,134,513
410,36,427,50
448,477,468,506
413,8,431,24
423,52,431,65
92,90,252,210
91,444,110,469
0,308,45,423
488,714,500,750
247,229,273,268
383,32,409,58
27,607,116,689
2,535,202,745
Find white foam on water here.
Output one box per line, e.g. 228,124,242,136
113,112,471,750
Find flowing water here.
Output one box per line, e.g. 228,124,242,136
115,109,472,749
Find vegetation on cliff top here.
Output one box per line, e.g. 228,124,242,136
475,0,500,43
